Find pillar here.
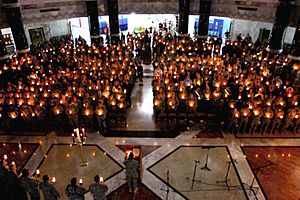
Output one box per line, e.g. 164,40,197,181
267,0,294,53
198,0,211,37
0,30,9,60
3,3,29,53
107,0,119,44
178,0,190,35
86,0,101,45
291,16,300,58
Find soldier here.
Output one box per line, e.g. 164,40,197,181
7,163,27,200
19,168,40,200
39,175,60,200
0,158,10,200
270,110,284,134
260,107,274,134
292,108,300,133
89,175,108,200
95,100,107,134
249,107,262,134
229,108,240,133
124,152,139,194
65,177,86,200
238,106,251,133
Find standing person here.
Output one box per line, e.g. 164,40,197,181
89,175,108,200
0,158,10,200
7,163,27,200
39,175,60,200
20,168,40,200
124,152,139,193
65,177,86,200
137,62,143,83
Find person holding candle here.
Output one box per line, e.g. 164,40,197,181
95,100,107,134
7,163,27,200
260,107,274,134
19,168,40,200
0,158,10,200
39,175,60,200
65,177,86,200
89,175,108,200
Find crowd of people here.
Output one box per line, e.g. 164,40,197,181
0,34,150,134
0,157,108,200
0,28,299,136
152,33,299,134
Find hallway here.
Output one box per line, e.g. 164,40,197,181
126,76,158,132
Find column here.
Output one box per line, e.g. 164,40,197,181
198,0,211,37
267,0,294,53
107,0,119,44
3,3,29,53
178,0,190,36
86,0,101,45
0,30,9,60
290,16,300,58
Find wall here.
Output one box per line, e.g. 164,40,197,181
230,19,273,43
231,18,296,45
24,19,70,44
118,0,178,14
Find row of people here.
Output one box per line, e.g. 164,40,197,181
152,33,299,134
0,158,108,200
0,34,147,133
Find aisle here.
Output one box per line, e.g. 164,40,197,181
124,64,158,132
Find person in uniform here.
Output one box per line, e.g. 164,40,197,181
7,163,27,200
124,152,139,194
89,175,108,200
65,177,86,200
39,175,60,200
19,168,40,200
0,158,10,200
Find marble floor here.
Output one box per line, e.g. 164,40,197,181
1,67,300,200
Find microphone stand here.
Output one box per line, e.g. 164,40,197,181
244,161,274,199
161,170,170,200
191,160,201,189
216,161,232,190
201,147,214,171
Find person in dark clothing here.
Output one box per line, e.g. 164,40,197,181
20,168,40,200
137,63,143,82
124,153,139,194
89,175,108,200
0,159,10,200
65,177,86,200
39,175,60,200
7,163,27,200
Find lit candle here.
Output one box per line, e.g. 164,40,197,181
51,177,56,183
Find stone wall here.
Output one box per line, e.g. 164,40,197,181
230,18,295,45
118,0,179,14
24,19,70,44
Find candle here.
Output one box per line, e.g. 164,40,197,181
96,108,104,116
36,169,40,175
100,177,104,183
79,179,83,184
51,177,56,183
